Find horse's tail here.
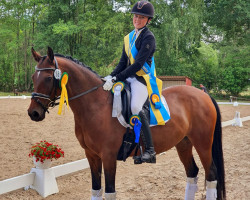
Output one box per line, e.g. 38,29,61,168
210,97,226,200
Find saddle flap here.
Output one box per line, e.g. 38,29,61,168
121,83,132,123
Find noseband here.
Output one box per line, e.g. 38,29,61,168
32,57,104,113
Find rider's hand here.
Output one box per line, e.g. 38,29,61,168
101,75,112,81
103,77,116,91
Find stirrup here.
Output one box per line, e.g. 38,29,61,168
141,149,156,163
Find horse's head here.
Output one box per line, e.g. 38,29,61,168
28,47,61,121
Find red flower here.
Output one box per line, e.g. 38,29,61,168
29,140,64,161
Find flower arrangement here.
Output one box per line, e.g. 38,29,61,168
29,140,64,163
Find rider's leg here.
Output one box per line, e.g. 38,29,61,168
127,77,156,163
139,109,156,163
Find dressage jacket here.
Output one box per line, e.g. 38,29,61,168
110,27,156,84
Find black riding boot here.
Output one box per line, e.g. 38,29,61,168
139,110,156,163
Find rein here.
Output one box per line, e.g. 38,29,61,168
32,57,104,113
68,83,104,101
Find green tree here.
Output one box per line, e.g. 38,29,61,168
186,42,219,90
150,0,205,76
217,45,250,95
204,0,249,44
0,0,249,95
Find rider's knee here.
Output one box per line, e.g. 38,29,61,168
131,105,141,115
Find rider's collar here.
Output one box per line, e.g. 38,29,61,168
135,27,145,38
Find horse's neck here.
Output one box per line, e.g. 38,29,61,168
62,60,110,117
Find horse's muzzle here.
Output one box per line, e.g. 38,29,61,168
28,109,45,121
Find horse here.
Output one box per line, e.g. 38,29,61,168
28,47,225,200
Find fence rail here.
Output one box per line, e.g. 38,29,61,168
0,173,35,195
0,159,89,196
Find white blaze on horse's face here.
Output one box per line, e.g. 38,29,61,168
37,71,40,78
34,66,40,78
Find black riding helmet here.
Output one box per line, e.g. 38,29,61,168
131,1,154,18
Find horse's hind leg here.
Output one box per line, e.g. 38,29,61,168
176,137,199,200
192,138,218,200
85,150,103,200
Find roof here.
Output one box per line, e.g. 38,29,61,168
157,76,192,81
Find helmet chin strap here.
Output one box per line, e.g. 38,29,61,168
146,17,152,25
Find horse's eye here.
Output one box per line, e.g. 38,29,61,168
45,77,53,82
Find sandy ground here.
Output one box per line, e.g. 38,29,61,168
0,98,249,200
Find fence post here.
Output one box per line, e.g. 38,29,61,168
232,111,243,127
25,168,59,198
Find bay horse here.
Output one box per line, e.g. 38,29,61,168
28,47,225,200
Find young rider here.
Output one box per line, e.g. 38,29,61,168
103,1,157,163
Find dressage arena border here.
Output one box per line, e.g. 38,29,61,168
0,95,31,99
0,97,250,197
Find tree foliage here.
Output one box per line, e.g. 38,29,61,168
0,0,249,96
217,45,249,95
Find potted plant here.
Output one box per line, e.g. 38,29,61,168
29,140,64,169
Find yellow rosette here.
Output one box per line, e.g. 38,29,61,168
58,72,69,115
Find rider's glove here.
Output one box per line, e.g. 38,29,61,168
101,75,112,81
103,76,116,91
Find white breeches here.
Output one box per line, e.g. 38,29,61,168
126,77,148,115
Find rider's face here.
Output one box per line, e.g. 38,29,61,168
133,14,150,30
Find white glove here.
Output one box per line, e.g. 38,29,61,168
103,77,116,91
101,75,112,81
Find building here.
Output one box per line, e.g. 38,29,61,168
158,76,192,89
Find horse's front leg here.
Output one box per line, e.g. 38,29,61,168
85,150,103,200
102,152,117,200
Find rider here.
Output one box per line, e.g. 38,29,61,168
103,1,157,163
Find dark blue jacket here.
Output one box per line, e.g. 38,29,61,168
111,27,156,84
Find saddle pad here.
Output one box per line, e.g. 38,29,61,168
116,95,170,129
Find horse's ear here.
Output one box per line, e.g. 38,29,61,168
47,46,54,64
31,47,42,63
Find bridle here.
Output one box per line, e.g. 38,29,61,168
32,57,104,113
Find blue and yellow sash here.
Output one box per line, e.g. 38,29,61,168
124,30,170,125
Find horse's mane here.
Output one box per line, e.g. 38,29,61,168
53,53,100,77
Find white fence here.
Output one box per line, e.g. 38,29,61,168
0,159,89,197
0,95,31,99
218,102,250,106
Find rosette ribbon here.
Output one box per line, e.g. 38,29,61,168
58,72,69,115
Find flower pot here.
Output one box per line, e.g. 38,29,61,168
33,156,52,169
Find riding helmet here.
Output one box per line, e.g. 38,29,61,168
131,1,154,18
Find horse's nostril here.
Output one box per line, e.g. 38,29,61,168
32,111,40,120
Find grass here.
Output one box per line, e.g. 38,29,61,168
0,91,31,96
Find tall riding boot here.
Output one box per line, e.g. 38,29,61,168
139,110,156,163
